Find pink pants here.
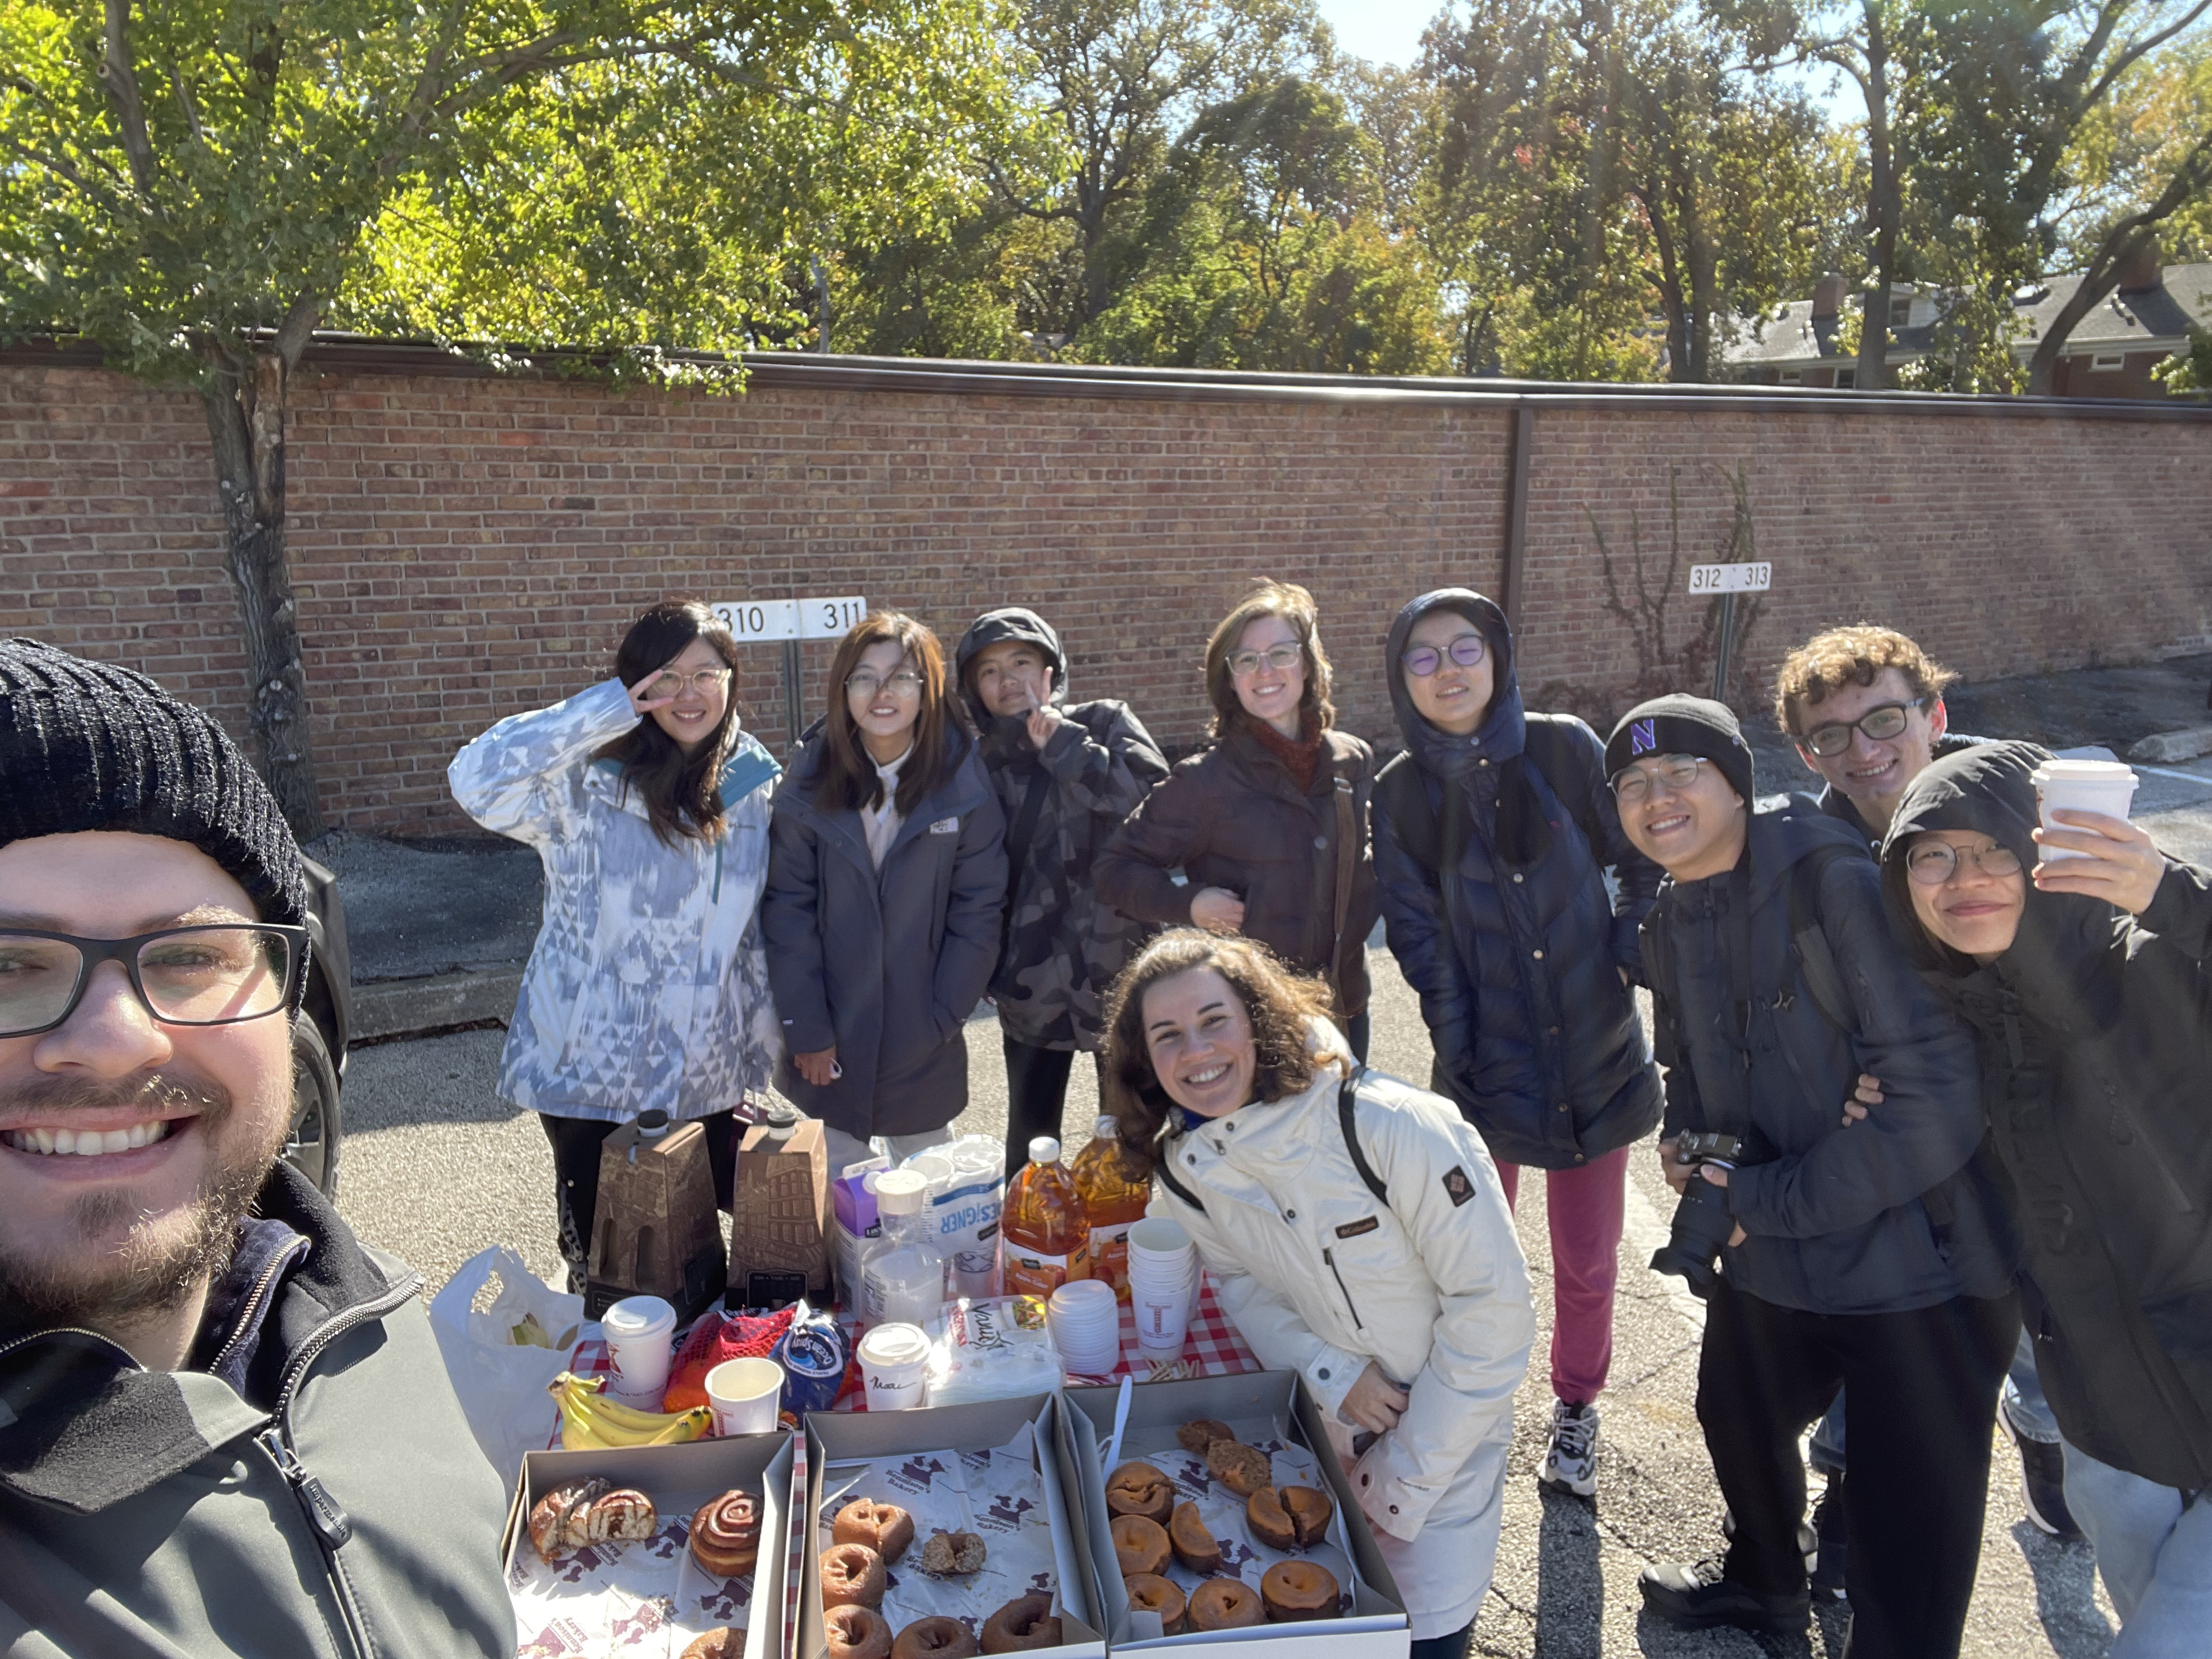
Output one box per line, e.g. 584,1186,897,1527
1495,1144,1630,1406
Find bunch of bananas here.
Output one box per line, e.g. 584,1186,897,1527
549,1372,714,1451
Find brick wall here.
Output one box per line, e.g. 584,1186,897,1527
5,349,2209,835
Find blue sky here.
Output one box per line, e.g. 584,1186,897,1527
1311,0,1439,67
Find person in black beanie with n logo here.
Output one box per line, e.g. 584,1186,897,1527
0,637,514,1658
1608,694,2016,1658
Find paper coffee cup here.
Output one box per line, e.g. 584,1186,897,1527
2032,759,2138,860
856,1321,931,1411
1127,1216,1193,1259
600,1295,676,1407
704,1356,785,1437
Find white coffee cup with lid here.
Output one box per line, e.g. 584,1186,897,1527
2031,758,2138,860
856,1321,932,1411
599,1295,676,1407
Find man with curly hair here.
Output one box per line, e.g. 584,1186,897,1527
1774,624,1978,845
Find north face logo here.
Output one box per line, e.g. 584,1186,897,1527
1630,719,1657,755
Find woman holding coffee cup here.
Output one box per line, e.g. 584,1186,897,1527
1875,742,2212,1650
1101,928,1534,1658
449,598,782,1290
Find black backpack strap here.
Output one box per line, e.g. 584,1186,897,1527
1153,1136,1206,1215
1337,1073,1389,1205
1786,844,1857,1032
1374,749,1441,880
1521,714,1607,856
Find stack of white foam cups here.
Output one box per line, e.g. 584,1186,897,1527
1127,1216,1199,1362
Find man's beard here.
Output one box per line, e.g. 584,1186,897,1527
0,1071,288,1330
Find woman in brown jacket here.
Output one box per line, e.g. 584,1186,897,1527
1095,580,1378,1057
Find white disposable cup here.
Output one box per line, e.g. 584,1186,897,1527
1048,1281,1122,1371
1129,1255,1195,1356
599,1295,676,1406
1127,1216,1192,1260
856,1322,931,1412
2032,759,2138,860
704,1357,785,1437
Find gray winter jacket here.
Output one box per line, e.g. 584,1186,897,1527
952,609,1170,1051
0,1162,515,1658
761,725,1009,1139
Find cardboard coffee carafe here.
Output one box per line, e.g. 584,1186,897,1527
728,1104,832,1306
586,1109,726,1321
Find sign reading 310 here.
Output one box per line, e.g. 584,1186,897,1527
710,596,868,642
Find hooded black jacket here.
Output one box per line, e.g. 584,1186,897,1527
1884,742,2212,1488
952,608,1170,1050
1646,798,2014,1316
1370,589,1663,1169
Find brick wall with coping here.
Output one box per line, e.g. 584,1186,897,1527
4,351,2208,836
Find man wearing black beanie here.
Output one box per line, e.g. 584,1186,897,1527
1605,693,2017,1657
0,638,513,1657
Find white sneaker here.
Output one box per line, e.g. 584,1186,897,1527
1539,1400,1600,1496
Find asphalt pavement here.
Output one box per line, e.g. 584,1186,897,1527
332,667,2212,1658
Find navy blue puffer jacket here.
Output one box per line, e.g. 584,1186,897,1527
1372,590,1663,1170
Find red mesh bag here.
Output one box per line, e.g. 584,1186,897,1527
661,1306,795,1412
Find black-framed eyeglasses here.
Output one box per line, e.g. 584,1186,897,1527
0,926,307,1039
1904,840,2023,887
1611,756,1707,803
1802,699,1924,758
1402,635,1487,678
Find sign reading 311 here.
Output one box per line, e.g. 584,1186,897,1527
1687,562,1773,595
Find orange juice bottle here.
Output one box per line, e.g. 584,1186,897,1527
1072,1116,1149,1304
1000,1136,1090,1299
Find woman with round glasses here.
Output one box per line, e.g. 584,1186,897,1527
760,612,1007,1174
1880,742,2212,1649
450,597,781,1290
1370,589,1662,1500
1096,580,1378,1057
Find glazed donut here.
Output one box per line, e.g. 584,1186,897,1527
979,1592,1060,1653
889,1616,978,1659
689,1491,762,1578
1205,1439,1272,1497
1176,1418,1235,1454
1105,1461,1176,1527
826,1606,893,1659
834,1499,917,1565
1282,1484,1334,1547
679,1629,743,1659
1110,1514,1171,1579
821,1543,887,1609
1261,1559,1339,1622
1187,1578,1265,1630
1167,1500,1221,1574
1245,1486,1296,1551
1124,1573,1187,1634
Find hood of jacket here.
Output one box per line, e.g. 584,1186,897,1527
0,1159,413,1515
1383,589,1523,778
955,609,1069,765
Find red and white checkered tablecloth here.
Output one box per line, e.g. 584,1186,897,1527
561,1270,1259,1430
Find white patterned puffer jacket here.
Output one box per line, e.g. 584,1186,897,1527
448,679,782,1122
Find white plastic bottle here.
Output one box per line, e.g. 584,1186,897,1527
861,1169,946,1328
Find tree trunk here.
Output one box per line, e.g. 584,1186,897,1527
1857,5,1896,391
202,345,325,838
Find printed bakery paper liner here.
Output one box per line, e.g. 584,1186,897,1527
1109,1420,1357,1618
509,1496,757,1657
816,1420,1061,1644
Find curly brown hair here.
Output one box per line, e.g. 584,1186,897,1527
1773,625,1959,736
1100,929,1341,1173
1203,580,1336,739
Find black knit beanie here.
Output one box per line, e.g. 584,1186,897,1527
0,638,308,928
1604,694,1755,806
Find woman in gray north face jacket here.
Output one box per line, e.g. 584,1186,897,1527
762,614,1008,1163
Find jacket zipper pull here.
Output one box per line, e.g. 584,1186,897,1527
262,1427,353,1549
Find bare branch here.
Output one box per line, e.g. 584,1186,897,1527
2083,0,2212,109
171,65,206,144
96,0,158,198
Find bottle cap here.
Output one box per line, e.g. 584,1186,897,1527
635,1109,670,1139
1092,1116,1118,1141
764,1103,798,1142
874,1169,930,1216
1029,1136,1062,1165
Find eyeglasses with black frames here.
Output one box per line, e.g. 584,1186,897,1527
1402,635,1487,678
1802,699,1925,758
0,926,307,1039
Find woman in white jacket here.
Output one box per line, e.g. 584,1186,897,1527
1102,929,1534,1656
449,599,782,1288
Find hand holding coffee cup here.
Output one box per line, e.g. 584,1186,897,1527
2032,809,2167,915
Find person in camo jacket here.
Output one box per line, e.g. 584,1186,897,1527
954,608,1170,1177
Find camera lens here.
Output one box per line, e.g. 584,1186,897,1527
1650,1175,1737,1300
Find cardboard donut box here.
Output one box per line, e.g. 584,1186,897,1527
1061,1373,1411,1657
797,1393,1107,1658
501,1430,799,1659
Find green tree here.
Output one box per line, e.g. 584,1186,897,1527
0,0,1013,827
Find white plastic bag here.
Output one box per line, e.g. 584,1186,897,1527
904,1135,1006,1299
428,1246,584,1494
924,1295,1063,1406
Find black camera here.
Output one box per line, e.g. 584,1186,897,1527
1649,1131,1743,1300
